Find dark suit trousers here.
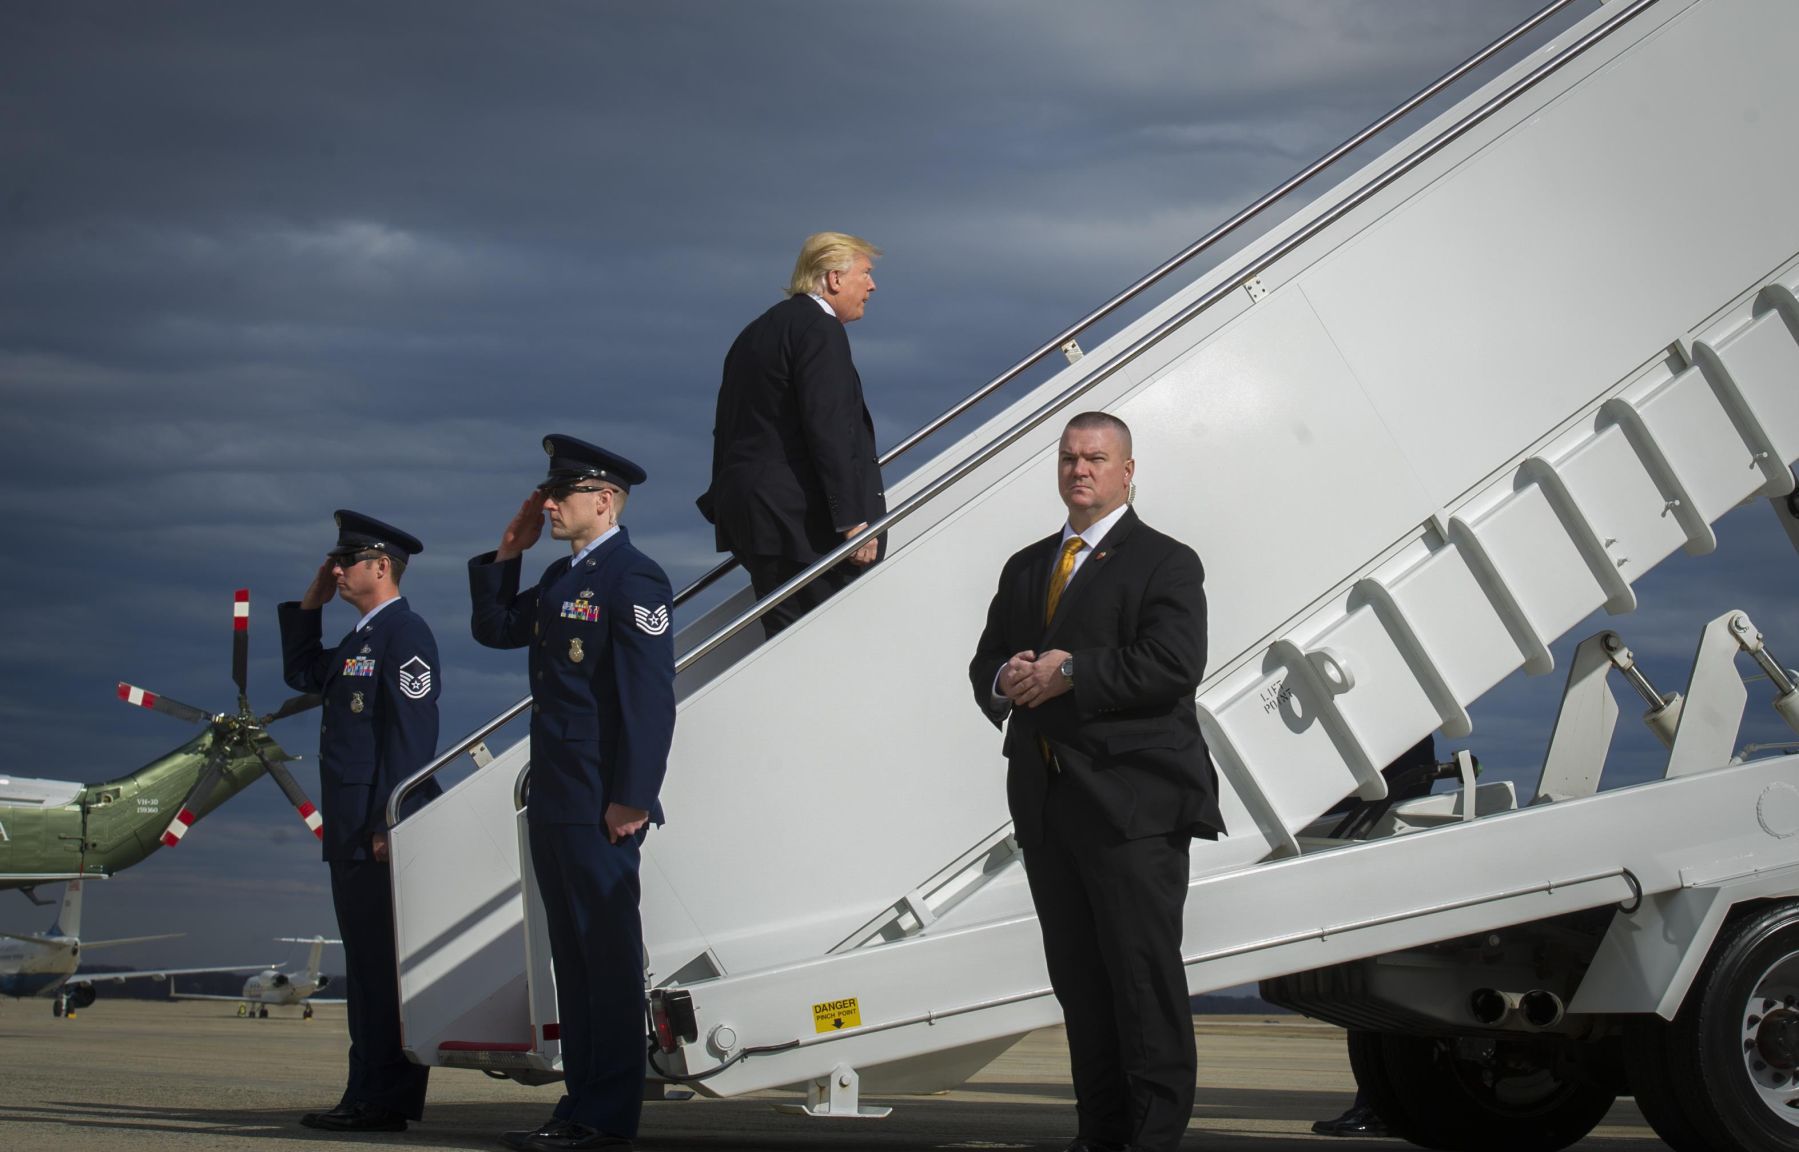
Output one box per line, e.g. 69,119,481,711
328,859,429,1119
1024,774,1196,1151
529,821,647,1136
742,554,861,637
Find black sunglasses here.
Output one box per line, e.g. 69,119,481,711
329,550,386,567
539,481,612,502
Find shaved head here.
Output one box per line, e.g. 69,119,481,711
1064,411,1131,456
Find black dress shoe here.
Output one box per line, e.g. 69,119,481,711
503,1119,576,1150
517,1121,634,1150
298,1102,408,1132
1064,1139,1128,1152
1311,1103,1388,1137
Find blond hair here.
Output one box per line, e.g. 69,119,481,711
786,232,882,297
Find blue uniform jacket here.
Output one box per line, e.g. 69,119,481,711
278,597,443,862
468,528,676,826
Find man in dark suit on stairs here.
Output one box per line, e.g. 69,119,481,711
697,231,887,636
969,412,1221,1152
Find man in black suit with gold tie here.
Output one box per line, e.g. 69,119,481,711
969,411,1221,1152
697,231,886,636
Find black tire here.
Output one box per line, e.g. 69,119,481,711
1378,1033,1616,1152
1623,1014,1718,1152
1666,902,1799,1151
1346,1029,1413,1136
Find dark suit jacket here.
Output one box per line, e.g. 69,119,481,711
968,508,1222,847
697,293,886,564
467,528,676,826
278,597,443,862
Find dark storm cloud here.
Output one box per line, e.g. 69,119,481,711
28,1,1772,962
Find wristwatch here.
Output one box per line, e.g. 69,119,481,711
1059,655,1075,685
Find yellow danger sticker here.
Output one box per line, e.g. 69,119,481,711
812,996,862,1033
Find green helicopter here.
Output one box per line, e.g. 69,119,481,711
0,589,321,899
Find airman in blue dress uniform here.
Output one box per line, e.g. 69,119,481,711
469,435,676,1152
279,510,442,1134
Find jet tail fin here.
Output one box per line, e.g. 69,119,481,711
274,936,341,983
48,880,82,940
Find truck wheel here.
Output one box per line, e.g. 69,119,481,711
1622,1015,1714,1152
1667,902,1799,1151
1379,1033,1615,1152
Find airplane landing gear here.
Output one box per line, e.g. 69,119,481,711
303,1004,314,1021
258,1005,269,1018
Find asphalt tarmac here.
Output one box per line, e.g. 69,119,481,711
0,1000,1669,1150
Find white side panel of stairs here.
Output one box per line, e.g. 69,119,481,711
391,0,1799,1083
646,0,1799,981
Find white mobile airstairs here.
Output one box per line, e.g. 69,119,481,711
387,1,1799,1148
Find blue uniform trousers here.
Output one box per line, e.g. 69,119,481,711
529,821,646,1136
329,859,429,1119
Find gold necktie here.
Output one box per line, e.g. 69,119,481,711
1045,536,1086,625
1037,536,1086,769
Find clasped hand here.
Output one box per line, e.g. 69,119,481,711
999,649,1072,709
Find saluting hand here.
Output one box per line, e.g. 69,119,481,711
497,490,547,561
299,558,336,610
604,803,650,845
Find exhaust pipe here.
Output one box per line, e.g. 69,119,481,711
1519,989,1565,1029
1468,988,1512,1026
1470,988,1566,1029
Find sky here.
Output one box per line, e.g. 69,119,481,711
3,1,1795,971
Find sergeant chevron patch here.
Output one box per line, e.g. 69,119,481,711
398,655,433,699
633,604,670,635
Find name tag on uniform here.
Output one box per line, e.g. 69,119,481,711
342,656,377,677
561,598,601,622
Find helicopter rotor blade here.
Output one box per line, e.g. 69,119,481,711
116,682,211,726
257,693,322,726
231,588,250,701
159,746,229,847
248,742,324,842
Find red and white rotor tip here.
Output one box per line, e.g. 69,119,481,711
159,807,198,848
298,802,324,840
118,682,158,709
233,588,250,631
